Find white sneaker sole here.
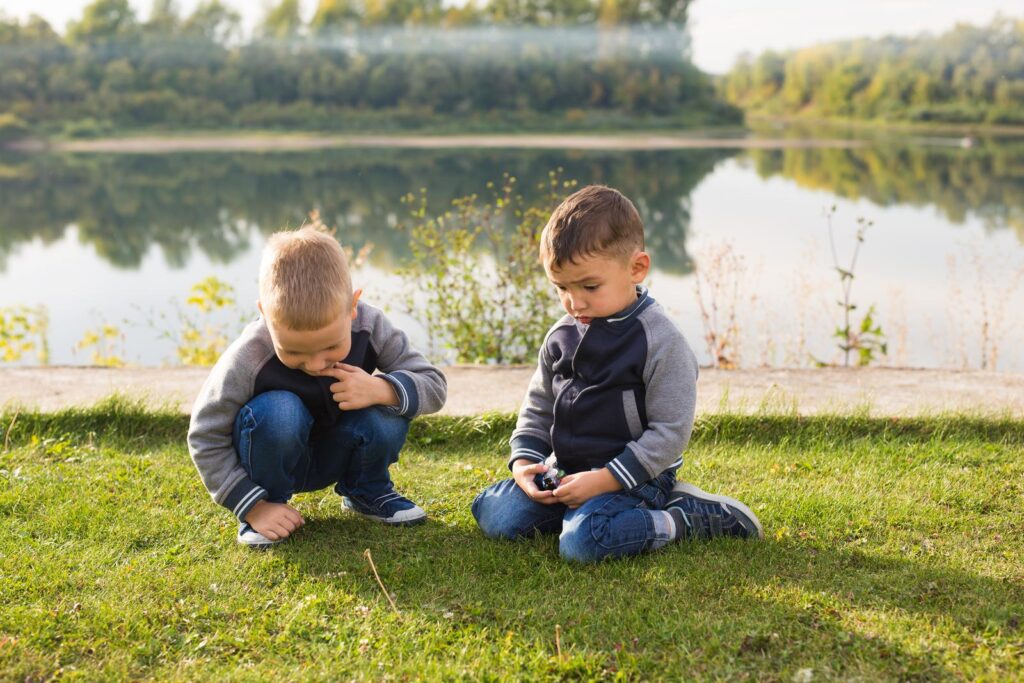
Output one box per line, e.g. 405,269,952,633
236,529,283,548
672,482,764,539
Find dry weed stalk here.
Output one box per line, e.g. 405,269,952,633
3,409,19,452
693,242,746,369
946,246,1024,370
882,287,909,367
363,548,399,614
780,243,829,367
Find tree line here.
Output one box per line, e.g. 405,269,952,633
0,0,740,136
721,17,1024,126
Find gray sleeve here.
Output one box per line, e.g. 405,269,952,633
507,340,556,469
186,325,273,521
365,305,447,417
604,310,698,489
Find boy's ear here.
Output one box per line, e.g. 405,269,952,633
350,289,363,319
630,251,651,283
256,300,264,317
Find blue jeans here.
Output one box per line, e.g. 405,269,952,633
232,390,410,503
471,471,677,562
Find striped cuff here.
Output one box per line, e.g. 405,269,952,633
605,447,651,492
507,435,552,471
222,478,269,522
380,372,418,417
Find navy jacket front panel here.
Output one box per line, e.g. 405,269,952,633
547,296,654,473
253,331,379,435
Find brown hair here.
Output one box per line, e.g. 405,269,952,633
540,185,644,268
258,226,352,330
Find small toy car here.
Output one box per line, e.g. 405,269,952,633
536,454,565,491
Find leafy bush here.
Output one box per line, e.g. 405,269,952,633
62,117,114,139
396,171,568,364
0,306,49,364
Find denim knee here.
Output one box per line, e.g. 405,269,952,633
473,479,562,541
238,390,312,449
345,407,409,448
472,486,516,540
559,514,601,563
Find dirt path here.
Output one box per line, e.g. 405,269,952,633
34,133,868,154
1,366,1020,417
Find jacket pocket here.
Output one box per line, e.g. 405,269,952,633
622,389,643,441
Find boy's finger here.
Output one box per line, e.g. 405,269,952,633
333,363,360,372
319,368,345,380
529,489,559,504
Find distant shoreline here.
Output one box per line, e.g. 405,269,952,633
12,133,874,154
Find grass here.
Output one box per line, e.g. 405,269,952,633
1,399,1022,681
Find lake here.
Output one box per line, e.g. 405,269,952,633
1,134,1022,370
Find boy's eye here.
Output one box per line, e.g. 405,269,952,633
584,285,599,291
554,284,567,291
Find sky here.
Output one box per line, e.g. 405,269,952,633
1,0,1020,73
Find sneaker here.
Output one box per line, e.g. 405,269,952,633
342,489,427,525
237,522,283,548
666,482,764,540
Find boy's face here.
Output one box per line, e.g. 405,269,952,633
259,290,362,376
544,251,650,324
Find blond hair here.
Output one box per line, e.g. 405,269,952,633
540,185,644,268
259,226,352,330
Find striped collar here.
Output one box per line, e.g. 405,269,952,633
600,285,653,325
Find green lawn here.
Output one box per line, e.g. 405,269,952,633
1,401,1022,681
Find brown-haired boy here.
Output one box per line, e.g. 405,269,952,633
188,227,446,547
472,185,762,562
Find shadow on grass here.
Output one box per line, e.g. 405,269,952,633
270,511,1022,679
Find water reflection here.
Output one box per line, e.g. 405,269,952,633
0,148,734,274
745,138,1024,242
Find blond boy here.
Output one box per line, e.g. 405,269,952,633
188,227,446,547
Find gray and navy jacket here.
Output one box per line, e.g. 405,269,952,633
187,301,447,522
509,286,699,491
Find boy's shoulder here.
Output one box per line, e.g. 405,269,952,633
351,299,411,341
223,318,275,364
207,318,277,380
637,301,686,341
352,299,388,330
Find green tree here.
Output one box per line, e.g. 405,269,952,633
68,0,138,43
144,0,181,35
182,1,242,43
311,0,364,29
259,0,304,38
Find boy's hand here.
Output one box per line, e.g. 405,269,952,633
244,500,305,540
552,469,622,509
512,459,560,505
320,363,399,411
